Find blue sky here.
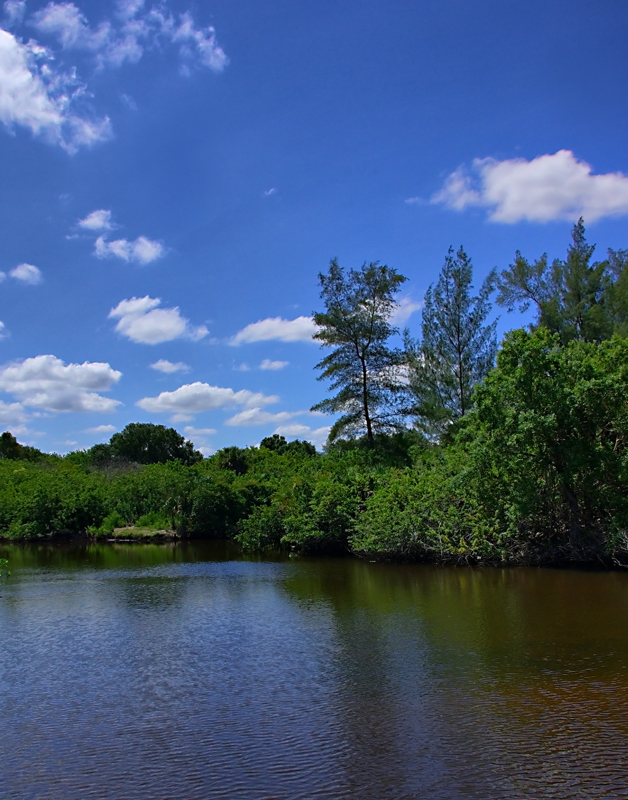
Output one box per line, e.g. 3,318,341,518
1,0,628,454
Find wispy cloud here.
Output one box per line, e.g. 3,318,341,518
0,28,111,151
432,150,628,223
30,1,229,71
0,1,227,150
390,296,421,325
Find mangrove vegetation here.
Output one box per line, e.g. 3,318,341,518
3,220,628,566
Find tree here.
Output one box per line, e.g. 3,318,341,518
495,218,610,342
312,259,407,446
405,246,496,435
108,423,202,465
473,329,628,556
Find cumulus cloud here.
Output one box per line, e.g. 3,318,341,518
150,359,190,374
109,296,208,344
273,423,331,449
10,263,42,284
260,359,288,371
0,398,27,424
0,28,111,151
232,316,318,345
0,354,122,412
78,208,112,230
432,150,628,223
137,381,279,420
95,234,164,264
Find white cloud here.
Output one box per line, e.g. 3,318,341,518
0,28,111,151
4,0,26,26
404,196,422,205
0,320,6,339
95,234,164,264
182,425,216,456
0,398,27,424
109,296,208,344
263,187,276,197
390,296,421,325
0,271,5,282
137,381,279,419
0,354,122,413
10,263,42,284
225,408,297,427
432,150,628,223
170,11,228,72
183,425,216,436
273,423,331,449
30,2,228,72
78,208,112,230
31,2,110,51
232,316,318,345
260,359,288,371
85,423,116,434
225,407,322,427
150,359,190,374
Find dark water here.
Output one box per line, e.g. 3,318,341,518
1,542,628,799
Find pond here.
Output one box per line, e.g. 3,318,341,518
1,541,627,799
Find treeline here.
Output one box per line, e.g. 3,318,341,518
2,221,628,565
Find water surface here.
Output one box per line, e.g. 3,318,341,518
1,542,627,799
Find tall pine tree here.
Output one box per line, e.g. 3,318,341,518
406,246,496,435
312,259,407,446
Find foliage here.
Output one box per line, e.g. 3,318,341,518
0,431,48,462
4,229,628,567
495,219,612,343
108,422,203,465
405,246,496,435
312,259,407,445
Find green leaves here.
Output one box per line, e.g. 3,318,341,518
406,246,497,435
313,259,408,445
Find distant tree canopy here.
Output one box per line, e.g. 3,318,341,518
260,434,316,457
0,431,46,462
92,423,203,466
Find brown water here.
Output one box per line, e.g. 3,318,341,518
1,541,628,799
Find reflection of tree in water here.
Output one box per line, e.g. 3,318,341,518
283,559,628,799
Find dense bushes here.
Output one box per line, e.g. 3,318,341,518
2,330,628,565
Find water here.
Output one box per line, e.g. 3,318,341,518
1,542,628,799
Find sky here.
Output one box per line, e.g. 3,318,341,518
1,0,628,455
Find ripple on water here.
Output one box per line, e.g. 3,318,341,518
1,551,628,799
